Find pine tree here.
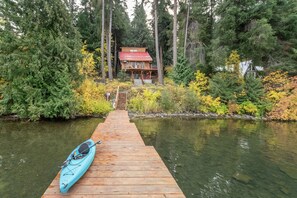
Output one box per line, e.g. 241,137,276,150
171,55,194,85
0,0,82,120
269,0,297,75
151,0,172,67
129,2,153,53
76,0,101,50
209,72,244,103
243,76,265,104
210,0,276,67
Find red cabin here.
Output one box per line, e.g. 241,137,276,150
119,47,157,84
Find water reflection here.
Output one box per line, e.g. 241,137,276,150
134,118,297,198
0,118,102,198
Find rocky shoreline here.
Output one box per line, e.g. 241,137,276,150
128,112,268,121
0,111,270,121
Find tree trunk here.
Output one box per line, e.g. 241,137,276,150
184,0,190,57
173,0,177,67
107,0,113,80
101,0,106,82
160,46,163,68
154,0,163,84
114,36,118,76
70,0,75,17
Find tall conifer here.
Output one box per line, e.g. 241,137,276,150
0,0,82,120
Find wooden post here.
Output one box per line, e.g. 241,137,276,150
141,71,144,85
131,71,134,82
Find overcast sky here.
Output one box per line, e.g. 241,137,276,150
126,0,153,21
75,0,153,21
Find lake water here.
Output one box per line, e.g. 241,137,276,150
1,117,297,197
0,118,102,198
134,118,297,198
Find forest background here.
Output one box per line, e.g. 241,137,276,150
0,0,296,121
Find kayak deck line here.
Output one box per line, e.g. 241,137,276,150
42,110,185,198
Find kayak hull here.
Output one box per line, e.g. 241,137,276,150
59,139,96,193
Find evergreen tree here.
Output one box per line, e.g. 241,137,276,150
112,0,131,74
269,0,297,75
209,72,244,103
129,2,153,53
151,0,172,67
76,0,101,50
171,55,194,85
0,0,82,120
112,0,131,46
242,76,265,104
210,0,276,67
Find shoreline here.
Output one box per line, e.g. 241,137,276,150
0,114,106,122
128,112,268,121
2,111,295,122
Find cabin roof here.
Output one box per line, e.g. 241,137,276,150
119,52,153,62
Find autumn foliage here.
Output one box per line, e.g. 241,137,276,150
264,73,297,121
76,45,112,116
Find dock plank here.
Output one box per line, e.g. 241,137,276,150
42,110,185,198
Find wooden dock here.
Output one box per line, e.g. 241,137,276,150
42,110,185,197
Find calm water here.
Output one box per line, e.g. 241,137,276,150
134,118,297,198
0,118,103,198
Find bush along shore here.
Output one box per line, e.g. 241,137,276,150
126,71,297,122
1,70,296,122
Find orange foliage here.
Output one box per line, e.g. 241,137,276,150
267,76,297,121
228,102,240,114
263,71,289,92
263,71,289,103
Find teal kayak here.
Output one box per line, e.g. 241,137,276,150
59,139,100,193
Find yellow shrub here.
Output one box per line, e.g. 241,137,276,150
76,78,112,115
78,44,96,77
239,101,259,116
266,90,287,103
189,70,209,96
198,95,225,114
128,89,161,113
225,50,241,75
263,71,289,92
164,77,175,86
105,79,133,93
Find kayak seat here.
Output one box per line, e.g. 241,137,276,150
78,143,90,155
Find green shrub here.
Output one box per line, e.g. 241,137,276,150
209,72,244,103
216,104,228,115
117,70,130,82
160,90,175,113
182,91,200,112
